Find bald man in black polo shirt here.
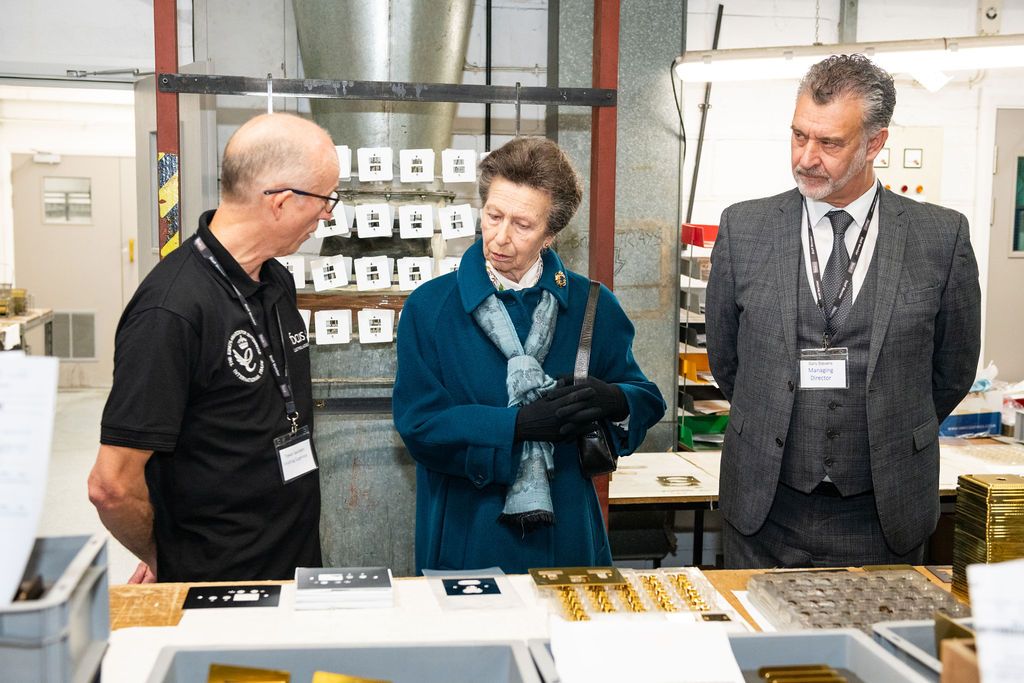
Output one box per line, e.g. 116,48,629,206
88,113,340,582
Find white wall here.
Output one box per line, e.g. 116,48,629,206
682,0,1024,359
0,0,193,80
0,86,135,283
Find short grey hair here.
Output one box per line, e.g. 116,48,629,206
798,54,896,137
220,113,329,202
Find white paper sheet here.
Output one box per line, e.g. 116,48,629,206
310,255,350,291
357,147,394,182
437,257,461,275
314,203,351,238
355,203,393,239
398,204,436,239
399,148,435,183
353,256,392,291
275,255,306,290
550,618,744,683
441,148,477,183
439,204,475,240
0,354,59,606
335,145,352,180
357,309,395,344
313,309,352,345
397,257,434,291
968,558,1024,683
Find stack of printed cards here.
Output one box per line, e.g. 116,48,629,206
294,566,394,610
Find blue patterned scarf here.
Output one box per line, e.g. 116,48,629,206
471,290,559,532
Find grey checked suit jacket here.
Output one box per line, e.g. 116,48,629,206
706,187,981,554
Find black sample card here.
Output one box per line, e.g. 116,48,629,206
442,577,501,596
182,584,281,609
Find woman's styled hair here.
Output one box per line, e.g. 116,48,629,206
477,137,583,235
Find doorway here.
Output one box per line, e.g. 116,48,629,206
987,109,1024,383
12,153,137,387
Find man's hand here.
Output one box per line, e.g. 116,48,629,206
128,561,157,584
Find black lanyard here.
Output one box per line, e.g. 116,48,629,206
804,183,880,348
194,236,299,433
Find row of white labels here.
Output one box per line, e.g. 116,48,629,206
317,203,476,240
276,254,457,293
336,146,478,184
296,308,396,346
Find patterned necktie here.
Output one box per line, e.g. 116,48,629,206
821,209,854,339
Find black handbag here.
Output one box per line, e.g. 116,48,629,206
575,281,618,478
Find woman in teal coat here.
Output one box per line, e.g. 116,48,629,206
393,137,666,574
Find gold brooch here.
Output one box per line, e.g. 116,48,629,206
554,271,567,287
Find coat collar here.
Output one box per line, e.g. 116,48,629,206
457,240,571,313
774,189,804,364
865,188,908,383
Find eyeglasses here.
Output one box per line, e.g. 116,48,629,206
263,187,341,213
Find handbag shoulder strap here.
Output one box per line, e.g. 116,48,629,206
574,281,602,384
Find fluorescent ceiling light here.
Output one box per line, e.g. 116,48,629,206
674,33,1024,84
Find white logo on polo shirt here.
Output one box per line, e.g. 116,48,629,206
227,330,265,383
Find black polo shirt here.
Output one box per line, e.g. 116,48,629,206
101,210,321,581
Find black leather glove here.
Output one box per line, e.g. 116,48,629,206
554,376,629,424
514,384,596,443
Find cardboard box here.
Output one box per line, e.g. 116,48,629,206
940,391,1003,437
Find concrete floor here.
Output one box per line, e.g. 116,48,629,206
40,388,137,583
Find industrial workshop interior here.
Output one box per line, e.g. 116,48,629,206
3,0,1024,681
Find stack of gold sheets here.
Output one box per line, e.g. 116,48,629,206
952,473,1024,601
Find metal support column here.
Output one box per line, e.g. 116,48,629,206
589,0,620,525
154,0,181,258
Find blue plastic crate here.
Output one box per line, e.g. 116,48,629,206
0,535,108,683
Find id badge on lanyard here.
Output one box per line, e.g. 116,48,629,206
194,236,319,484
274,425,318,483
799,347,850,389
798,185,878,391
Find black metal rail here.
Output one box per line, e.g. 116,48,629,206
158,73,616,107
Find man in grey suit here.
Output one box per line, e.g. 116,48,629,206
706,54,981,568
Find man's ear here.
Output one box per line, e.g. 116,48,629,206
266,190,289,220
865,128,888,162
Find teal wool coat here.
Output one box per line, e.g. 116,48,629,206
393,241,666,573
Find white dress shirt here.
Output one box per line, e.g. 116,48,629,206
800,181,882,304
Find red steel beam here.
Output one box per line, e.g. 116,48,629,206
589,0,620,525
154,0,181,258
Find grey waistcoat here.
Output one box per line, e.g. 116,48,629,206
779,249,879,496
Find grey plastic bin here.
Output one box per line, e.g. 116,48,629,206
529,629,930,683
0,534,109,683
146,641,542,683
873,619,974,681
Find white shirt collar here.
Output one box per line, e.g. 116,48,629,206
485,256,543,291
805,180,880,230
